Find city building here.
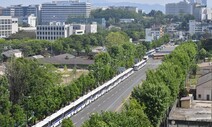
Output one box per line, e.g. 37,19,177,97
189,20,202,35
2,5,40,25
166,0,209,21
40,0,91,24
36,22,73,41
0,7,3,16
36,21,98,40
168,99,212,127
38,53,94,69
0,16,18,38
72,22,97,35
2,5,39,17
165,0,193,15
189,20,212,35
27,14,37,27
145,26,164,42
1,49,22,62
188,0,207,6
196,72,212,100
85,22,97,34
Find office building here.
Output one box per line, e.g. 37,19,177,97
36,22,73,41
2,5,39,25
28,14,37,27
2,5,39,17
0,7,3,16
189,20,212,35
189,20,202,35
0,16,18,38
40,0,91,24
145,26,164,42
36,21,98,40
85,22,97,34
166,0,193,15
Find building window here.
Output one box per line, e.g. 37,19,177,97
198,94,201,98
207,95,210,100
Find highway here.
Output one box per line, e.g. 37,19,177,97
67,46,176,127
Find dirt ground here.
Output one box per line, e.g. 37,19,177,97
58,68,89,85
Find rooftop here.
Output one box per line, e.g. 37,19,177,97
197,72,212,87
1,49,22,57
169,100,212,122
38,53,94,65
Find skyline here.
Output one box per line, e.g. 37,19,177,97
0,0,211,7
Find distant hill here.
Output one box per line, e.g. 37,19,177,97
92,2,165,13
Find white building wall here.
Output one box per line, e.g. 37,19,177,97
166,1,193,15
85,22,97,34
145,28,153,42
0,16,18,38
28,14,37,27
36,22,73,40
11,17,18,34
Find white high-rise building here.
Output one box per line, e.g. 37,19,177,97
166,0,193,15
40,1,91,24
36,22,73,40
0,16,18,38
28,14,37,27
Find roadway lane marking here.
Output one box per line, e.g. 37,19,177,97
105,75,144,111
115,93,131,112
81,117,84,120
98,104,101,107
74,122,78,125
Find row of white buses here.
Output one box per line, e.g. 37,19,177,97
33,48,159,127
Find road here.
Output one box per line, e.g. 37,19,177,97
63,46,176,127
70,58,161,127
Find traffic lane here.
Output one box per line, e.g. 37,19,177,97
72,59,161,127
106,60,162,112
71,59,162,127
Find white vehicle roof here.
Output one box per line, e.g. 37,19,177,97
134,60,146,67
33,68,134,127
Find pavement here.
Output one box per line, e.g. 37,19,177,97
71,58,162,127
57,46,176,127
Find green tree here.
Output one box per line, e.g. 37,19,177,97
199,48,207,60
106,32,129,46
132,82,170,127
62,118,74,127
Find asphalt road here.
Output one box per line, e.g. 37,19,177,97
55,46,175,127
70,58,162,127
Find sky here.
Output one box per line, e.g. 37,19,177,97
0,0,211,7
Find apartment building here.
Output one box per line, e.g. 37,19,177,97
40,0,91,24
36,22,73,41
0,16,18,38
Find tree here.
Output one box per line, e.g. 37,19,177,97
199,48,207,60
132,82,170,127
0,76,11,115
62,118,74,127
106,32,129,47
11,104,26,126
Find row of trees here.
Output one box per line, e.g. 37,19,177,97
0,32,106,58
82,42,198,127
0,39,147,126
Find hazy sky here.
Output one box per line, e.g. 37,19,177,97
0,0,211,7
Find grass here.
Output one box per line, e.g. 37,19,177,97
58,68,89,85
